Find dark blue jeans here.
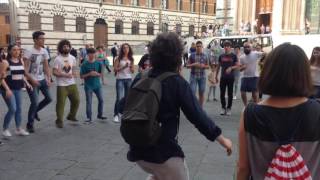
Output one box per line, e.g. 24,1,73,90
1,89,22,130
114,79,132,116
85,87,104,120
27,79,52,126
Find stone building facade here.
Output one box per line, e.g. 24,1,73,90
9,0,230,51
234,0,320,35
0,3,11,47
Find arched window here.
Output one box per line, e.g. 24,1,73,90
189,25,195,36
115,19,123,34
76,17,86,33
147,22,154,35
176,24,182,35
201,25,207,33
162,23,168,33
53,15,65,31
132,21,139,35
28,13,41,30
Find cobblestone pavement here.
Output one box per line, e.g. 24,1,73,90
0,68,243,180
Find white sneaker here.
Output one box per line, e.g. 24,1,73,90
233,96,237,100
226,108,232,116
2,129,12,137
118,113,122,121
16,128,30,136
220,109,226,115
113,115,120,123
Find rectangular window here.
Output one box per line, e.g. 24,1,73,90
6,34,10,44
132,0,139,6
5,15,10,24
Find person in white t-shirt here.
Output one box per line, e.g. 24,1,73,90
23,31,52,133
52,40,80,128
113,43,134,123
239,42,265,106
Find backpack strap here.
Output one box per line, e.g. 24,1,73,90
156,72,178,82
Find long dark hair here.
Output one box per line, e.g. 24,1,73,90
310,47,320,67
118,43,134,63
6,44,19,62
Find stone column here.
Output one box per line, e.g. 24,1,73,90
272,0,283,35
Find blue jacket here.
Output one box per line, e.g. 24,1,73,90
126,69,222,163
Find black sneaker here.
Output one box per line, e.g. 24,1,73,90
26,124,35,133
0,141,3,145
97,116,107,120
84,119,93,124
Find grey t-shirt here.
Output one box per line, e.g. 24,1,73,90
24,47,49,81
240,51,263,78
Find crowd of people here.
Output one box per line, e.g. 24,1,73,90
0,30,320,179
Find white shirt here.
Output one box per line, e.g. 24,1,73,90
116,59,133,79
23,47,49,81
311,65,320,86
53,54,76,86
240,51,264,78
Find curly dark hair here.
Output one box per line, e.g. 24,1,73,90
150,32,183,72
118,43,134,63
57,39,71,54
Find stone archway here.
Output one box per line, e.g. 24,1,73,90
94,18,108,47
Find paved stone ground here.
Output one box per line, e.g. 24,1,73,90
0,68,243,180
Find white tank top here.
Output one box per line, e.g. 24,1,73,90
116,59,132,79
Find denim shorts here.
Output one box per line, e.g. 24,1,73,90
189,75,206,95
241,77,258,92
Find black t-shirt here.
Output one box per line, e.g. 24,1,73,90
138,54,150,70
218,53,238,79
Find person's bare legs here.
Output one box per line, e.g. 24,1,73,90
252,91,259,104
241,91,247,106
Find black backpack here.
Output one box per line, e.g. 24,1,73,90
120,71,177,147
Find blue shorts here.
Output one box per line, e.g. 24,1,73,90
190,75,206,95
241,77,258,92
